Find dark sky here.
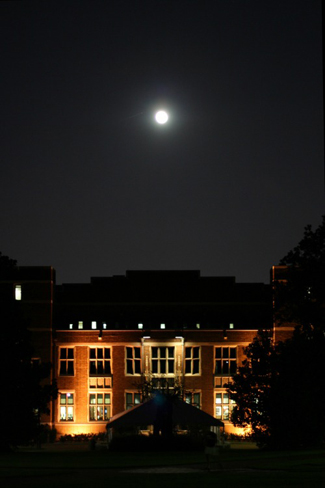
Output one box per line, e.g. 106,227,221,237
1,0,324,284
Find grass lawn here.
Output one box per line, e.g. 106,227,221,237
0,444,324,488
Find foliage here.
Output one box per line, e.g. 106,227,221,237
276,215,325,334
0,252,57,450
228,217,325,449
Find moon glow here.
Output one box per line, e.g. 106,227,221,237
155,110,169,124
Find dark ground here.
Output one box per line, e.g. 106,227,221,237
0,443,324,488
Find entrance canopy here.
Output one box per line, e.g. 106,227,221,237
106,394,224,430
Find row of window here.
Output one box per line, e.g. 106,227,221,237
59,346,238,376
67,322,236,330
60,346,237,376
59,390,233,422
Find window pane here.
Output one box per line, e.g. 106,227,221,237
60,363,67,375
104,394,111,404
67,362,74,375
67,393,74,404
97,406,103,420
168,347,174,358
215,347,221,359
60,406,66,420
215,360,221,374
223,348,229,359
160,347,167,358
223,393,229,404
104,406,110,420
160,359,166,374
223,406,229,420
216,406,222,419
90,361,96,374
67,407,73,421
90,394,96,404
97,361,104,374
67,349,74,359
126,393,132,405
97,394,103,404
134,393,141,405
134,361,141,374
127,359,133,374
90,406,96,420
152,360,158,374
60,394,66,404
216,393,222,404
104,361,111,374
230,361,237,374
193,393,200,406
97,349,103,359
185,348,191,358
223,361,229,374
185,360,191,374
60,348,67,359
90,349,96,359
230,348,237,359
126,347,133,359
193,347,200,359
134,348,141,359
105,348,110,359
152,347,158,358
193,359,199,374
168,359,174,373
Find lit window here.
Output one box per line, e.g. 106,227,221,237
196,323,200,329
215,392,235,420
103,323,107,329
89,348,111,375
126,347,141,375
185,346,200,375
89,393,111,421
60,393,74,421
126,391,141,410
59,348,74,376
229,323,234,329
160,323,166,329
214,347,237,375
69,324,73,330
15,285,22,300
78,321,83,329
138,323,143,329
91,321,97,330
185,391,201,408
151,346,175,375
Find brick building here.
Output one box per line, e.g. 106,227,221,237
2,267,291,436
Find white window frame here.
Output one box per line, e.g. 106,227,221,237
185,346,201,375
185,391,201,409
125,391,141,410
89,347,112,376
215,391,236,421
59,392,75,422
125,346,142,375
89,391,111,421
59,347,74,376
214,346,237,375
151,346,175,376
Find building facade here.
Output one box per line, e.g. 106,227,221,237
2,267,291,437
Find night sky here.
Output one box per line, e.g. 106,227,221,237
1,0,324,285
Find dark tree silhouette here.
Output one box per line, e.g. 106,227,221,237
0,252,57,451
228,217,325,449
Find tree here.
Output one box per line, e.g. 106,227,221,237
228,217,325,449
0,252,57,450
276,215,325,334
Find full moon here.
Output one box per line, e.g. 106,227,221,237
155,110,169,124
